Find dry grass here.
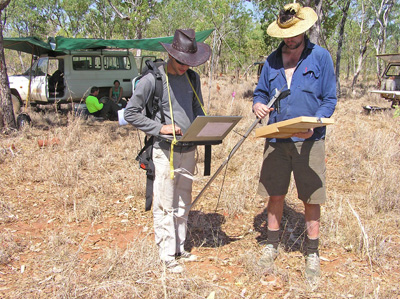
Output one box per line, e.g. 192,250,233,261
1,76,400,298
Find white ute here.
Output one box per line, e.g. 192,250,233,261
370,53,400,107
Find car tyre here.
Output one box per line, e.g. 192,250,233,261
17,113,31,129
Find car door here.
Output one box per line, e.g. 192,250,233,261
30,57,49,103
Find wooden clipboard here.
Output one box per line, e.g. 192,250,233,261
255,116,334,139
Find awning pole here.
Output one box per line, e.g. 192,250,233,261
25,50,34,111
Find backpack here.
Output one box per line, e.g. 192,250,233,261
135,59,208,211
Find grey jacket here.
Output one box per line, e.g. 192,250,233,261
124,63,205,149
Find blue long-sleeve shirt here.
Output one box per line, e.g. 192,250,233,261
253,37,337,142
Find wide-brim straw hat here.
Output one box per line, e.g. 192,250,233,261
267,3,318,38
160,29,211,67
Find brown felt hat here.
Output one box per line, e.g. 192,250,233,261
267,3,318,38
160,29,211,67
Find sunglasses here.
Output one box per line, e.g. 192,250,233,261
175,58,188,66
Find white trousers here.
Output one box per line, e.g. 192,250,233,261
152,147,196,262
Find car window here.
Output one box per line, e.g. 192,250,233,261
386,64,400,77
103,56,131,70
73,56,101,70
35,58,48,76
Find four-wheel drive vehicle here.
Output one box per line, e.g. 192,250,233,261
9,50,155,113
5,30,214,118
370,53,400,107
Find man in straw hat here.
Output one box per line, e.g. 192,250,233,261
253,3,337,281
124,29,211,273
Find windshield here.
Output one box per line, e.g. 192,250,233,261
22,58,48,76
385,64,400,77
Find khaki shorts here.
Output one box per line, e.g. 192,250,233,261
258,140,326,204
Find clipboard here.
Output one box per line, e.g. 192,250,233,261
255,116,334,139
159,115,242,145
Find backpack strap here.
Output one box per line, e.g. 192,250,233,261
136,59,166,211
144,60,165,124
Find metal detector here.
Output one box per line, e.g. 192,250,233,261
189,87,291,210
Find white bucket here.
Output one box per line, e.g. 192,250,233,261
118,108,128,126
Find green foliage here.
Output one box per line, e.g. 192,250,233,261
254,0,283,53
148,0,263,73
3,0,400,77
55,0,90,37
5,0,50,38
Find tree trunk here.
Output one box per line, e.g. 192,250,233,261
352,38,370,92
335,0,351,98
372,0,394,81
351,0,373,93
307,0,323,45
0,0,16,131
18,51,25,73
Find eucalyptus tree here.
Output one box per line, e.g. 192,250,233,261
4,0,90,71
82,0,118,39
305,0,323,44
349,0,395,91
5,0,50,38
149,0,257,74
0,0,16,131
333,0,352,97
368,0,396,77
254,0,286,53
48,0,91,37
107,0,159,40
148,0,200,37
197,0,256,74
384,3,400,53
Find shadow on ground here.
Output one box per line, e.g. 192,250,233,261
186,211,239,251
253,201,307,254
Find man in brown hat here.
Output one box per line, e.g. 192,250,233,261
124,29,211,273
253,3,337,281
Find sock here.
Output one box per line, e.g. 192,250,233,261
267,228,280,249
306,236,319,256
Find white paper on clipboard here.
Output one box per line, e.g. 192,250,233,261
179,116,242,142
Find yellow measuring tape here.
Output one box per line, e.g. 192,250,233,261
164,65,207,179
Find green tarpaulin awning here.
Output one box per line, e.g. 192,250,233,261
3,37,54,56
55,29,214,52
4,29,214,55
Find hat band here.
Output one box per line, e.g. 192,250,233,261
172,44,197,53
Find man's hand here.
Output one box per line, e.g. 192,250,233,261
293,128,314,139
160,124,182,135
253,102,273,119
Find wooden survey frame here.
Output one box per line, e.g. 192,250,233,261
255,116,334,139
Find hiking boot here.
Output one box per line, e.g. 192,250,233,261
305,253,321,281
176,250,197,262
258,244,278,269
164,260,184,274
